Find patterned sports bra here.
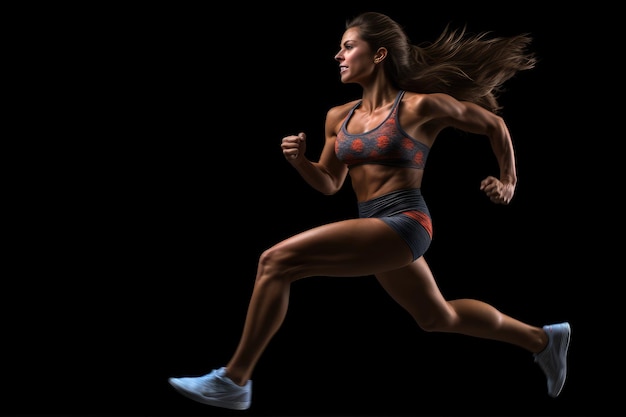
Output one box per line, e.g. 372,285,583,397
335,90,430,169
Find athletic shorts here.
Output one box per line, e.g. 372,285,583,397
357,188,433,261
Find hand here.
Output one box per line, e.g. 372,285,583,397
281,132,306,161
479,176,514,205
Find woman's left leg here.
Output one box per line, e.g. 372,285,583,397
374,257,547,353
375,257,571,397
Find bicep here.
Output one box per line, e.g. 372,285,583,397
318,136,348,177
317,109,349,187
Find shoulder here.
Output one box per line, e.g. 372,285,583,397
402,91,464,117
402,91,457,108
326,99,360,125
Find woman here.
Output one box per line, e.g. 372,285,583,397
168,11,570,410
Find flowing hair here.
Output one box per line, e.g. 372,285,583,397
346,12,537,113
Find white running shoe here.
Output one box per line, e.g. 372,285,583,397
169,367,252,410
533,322,571,397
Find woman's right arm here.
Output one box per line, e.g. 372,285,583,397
281,106,350,196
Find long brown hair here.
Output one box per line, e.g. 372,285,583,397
346,12,537,113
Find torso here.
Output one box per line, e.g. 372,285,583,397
333,90,434,201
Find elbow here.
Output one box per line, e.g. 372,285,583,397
486,116,511,148
320,179,346,195
317,167,346,195
319,183,342,196
485,114,506,136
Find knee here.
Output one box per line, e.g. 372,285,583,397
416,318,444,333
256,245,297,285
258,245,285,271
415,308,456,333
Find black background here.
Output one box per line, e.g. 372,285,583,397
6,2,617,417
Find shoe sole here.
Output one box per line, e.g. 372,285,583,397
551,322,571,398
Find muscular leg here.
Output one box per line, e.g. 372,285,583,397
174,218,566,400
375,257,548,353
224,217,414,385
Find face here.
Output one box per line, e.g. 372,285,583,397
334,27,376,84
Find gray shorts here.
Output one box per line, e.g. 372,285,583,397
358,188,432,261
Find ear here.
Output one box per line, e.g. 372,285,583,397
373,47,387,64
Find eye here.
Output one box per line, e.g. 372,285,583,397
339,42,354,51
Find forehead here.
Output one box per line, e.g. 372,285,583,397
340,27,362,44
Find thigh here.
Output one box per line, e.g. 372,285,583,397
375,258,453,323
267,218,414,278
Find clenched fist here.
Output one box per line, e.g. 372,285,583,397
281,132,306,161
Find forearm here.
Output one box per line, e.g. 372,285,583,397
489,120,517,185
290,158,344,195
497,145,516,185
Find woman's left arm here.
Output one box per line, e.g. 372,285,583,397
425,93,517,205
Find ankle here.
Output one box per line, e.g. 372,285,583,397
223,367,248,386
532,326,549,354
